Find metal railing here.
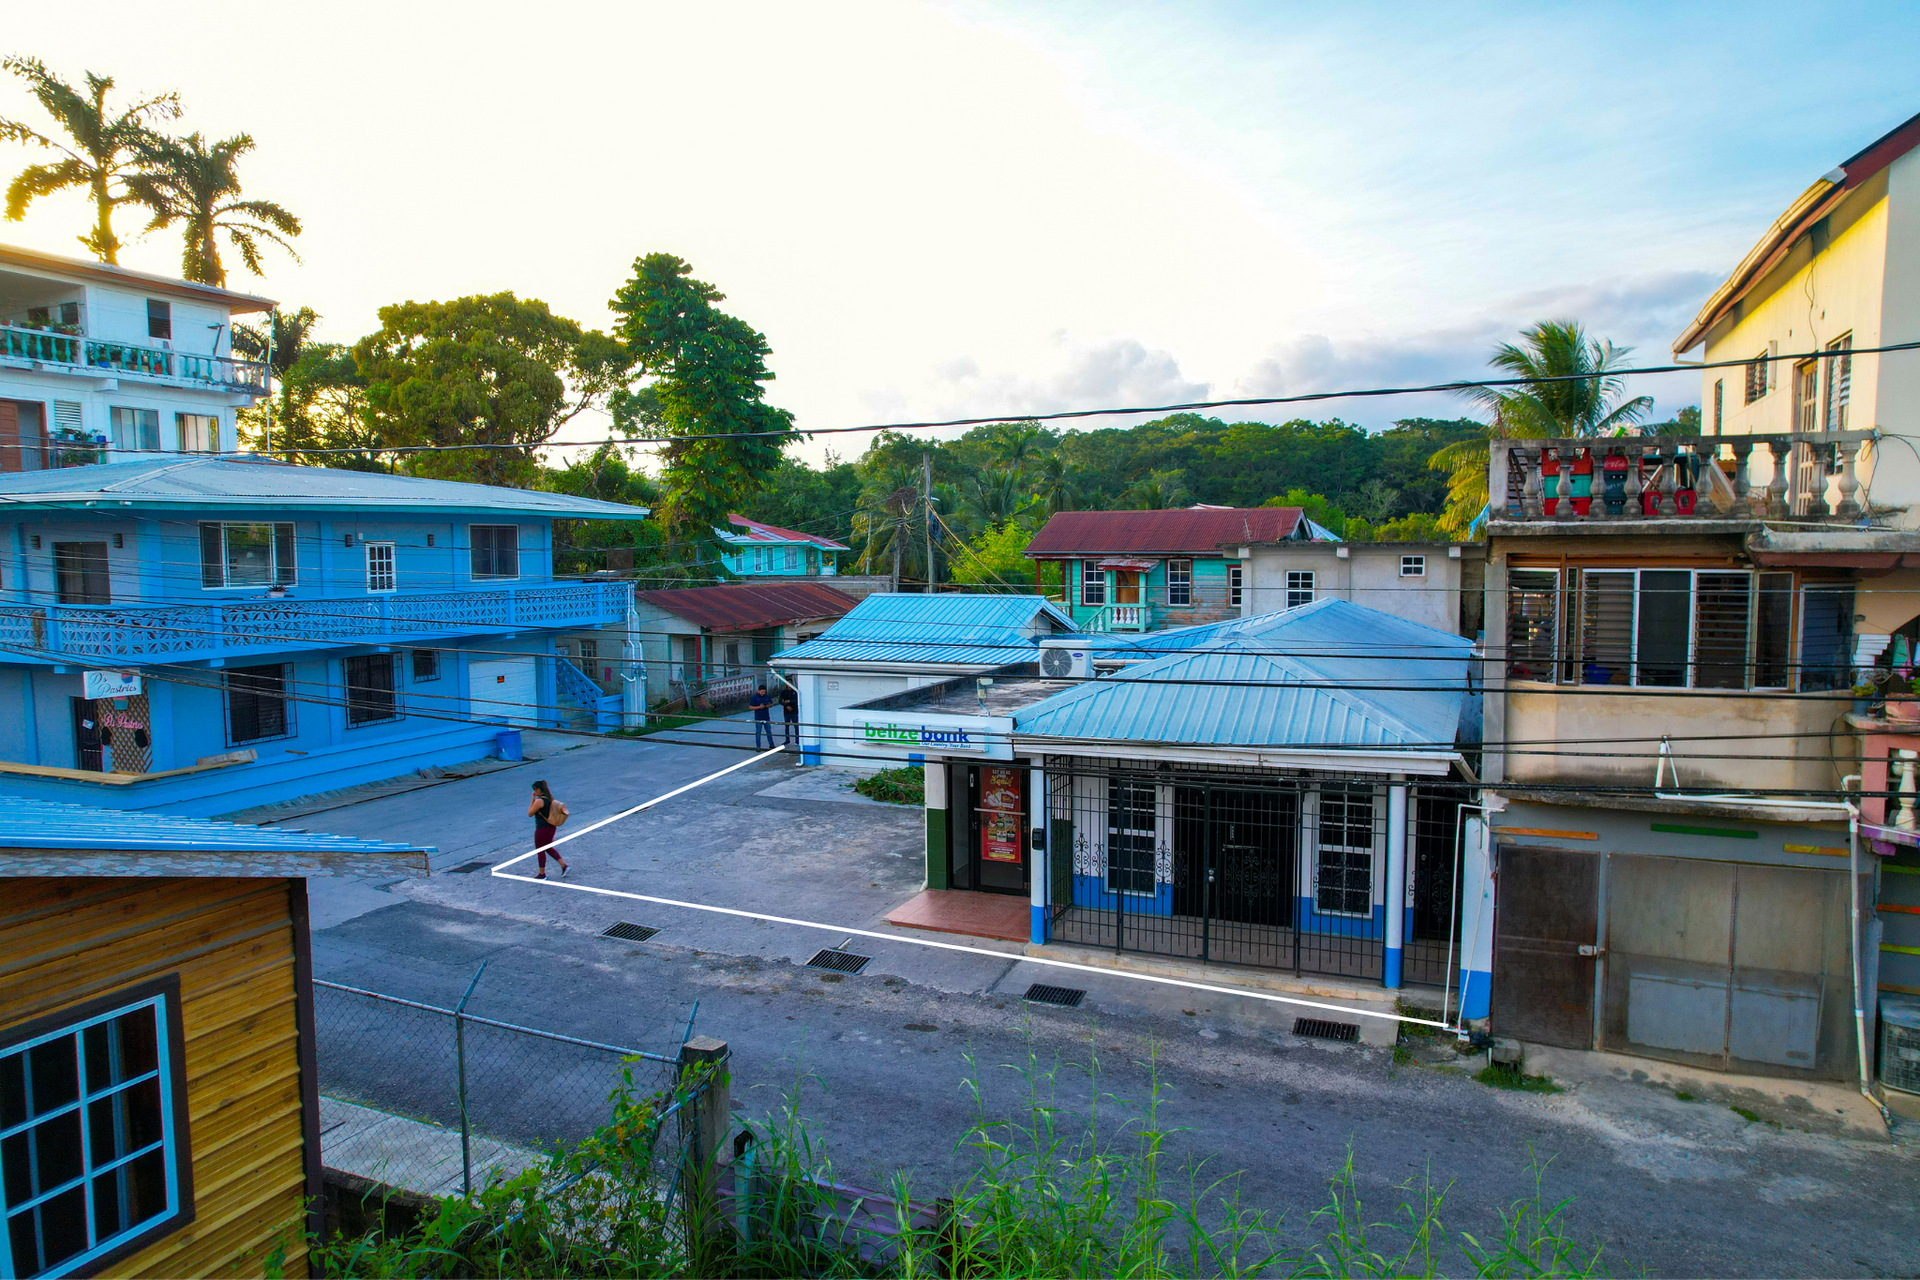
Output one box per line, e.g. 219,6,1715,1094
314,974,688,1197
0,321,267,392
1492,431,1877,524
0,579,634,663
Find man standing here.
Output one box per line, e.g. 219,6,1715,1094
778,681,799,748
748,683,774,750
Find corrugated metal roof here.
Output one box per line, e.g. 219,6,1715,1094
774,591,1075,668
0,797,432,853
1013,599,1470,750
1025,507,1316,557
0,241,276,313
722,514,850,551
0,458,652,519
636,582,858,632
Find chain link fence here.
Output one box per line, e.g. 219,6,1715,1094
314,975,685,1199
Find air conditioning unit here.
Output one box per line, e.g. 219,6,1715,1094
1883,995,1920,1095
1038,644,1091,679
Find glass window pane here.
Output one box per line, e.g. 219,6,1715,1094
224,524,274,586
38,1182,90,1272
1799,585,1855,692
1694,572,1752,690
1635,570,1692,687
88,1076,163,1167
1755,573,1794,688
27,1040,78,1117
0,1053,23,1129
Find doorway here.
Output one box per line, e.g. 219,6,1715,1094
71,697,107,771
963,763,1029,895
53,541,110,605
1492,847,1600,1048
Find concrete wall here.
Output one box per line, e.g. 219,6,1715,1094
1503,687,1842,793
1244,543,1467,633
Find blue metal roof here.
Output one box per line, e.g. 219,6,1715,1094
0,797,433,854
1012,598,1471,751
775,592,1076,668
0,458,651,519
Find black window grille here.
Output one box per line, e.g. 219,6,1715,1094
411,649,440,682
344,654,399,726
227,663,291,744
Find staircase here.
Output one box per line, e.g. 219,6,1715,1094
555,658,621,732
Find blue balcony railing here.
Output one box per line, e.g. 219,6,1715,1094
0,322,267,393
0,580,632,665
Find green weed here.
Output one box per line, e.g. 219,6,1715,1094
854,764,925,805
1474,1064,1563,1094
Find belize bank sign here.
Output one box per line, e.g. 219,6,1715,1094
859,721,984,751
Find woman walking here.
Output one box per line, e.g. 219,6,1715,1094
528,779,569,879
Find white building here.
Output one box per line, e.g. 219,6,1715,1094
1238,540,1483,637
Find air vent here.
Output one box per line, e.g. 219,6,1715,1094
1023,984,1086,1008
806,948,871,975
1293,1017,1359,1042
602,922,661,943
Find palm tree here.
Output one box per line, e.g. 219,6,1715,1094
1428,319,1655,535
985,421,1047,476
1033,454,1081,517
854,460,926,588
1121,469,1189,510
127,132,299,286
0,58,179,263
955,468,1037,536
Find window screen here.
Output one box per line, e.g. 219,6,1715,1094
1693,572,1753,690
470,526,519,579
1635,569,1692,687
1754,573,1794,688
227,664,291,743
1798,585,1854,692
1106,779,1157,895
344,654,399,725
1506,569,1559,680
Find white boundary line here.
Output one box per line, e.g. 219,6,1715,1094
489,748,1452,1031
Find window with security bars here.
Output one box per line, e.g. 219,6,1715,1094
1,983,190,1278
1506,568,1560,681
1540,567,1801,690
1166,559,1192,606
1825,334,1852,431
1106,778,1157,895
1315,784,1374,916
1285,571,1314,608
411,649,440,682
344,653,400,726
1799,584,1855,692
226,663,291,743
1744,353,1769,404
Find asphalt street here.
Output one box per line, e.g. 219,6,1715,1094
294,727,1920,1278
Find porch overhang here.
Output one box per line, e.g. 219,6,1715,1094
1012,737,1463,776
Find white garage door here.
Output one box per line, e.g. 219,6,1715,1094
469,657,538,727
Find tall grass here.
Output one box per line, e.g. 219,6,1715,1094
314,1048,1610,1278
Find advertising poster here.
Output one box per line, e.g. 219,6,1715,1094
980,766,1023,864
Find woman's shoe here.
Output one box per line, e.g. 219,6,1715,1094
535,872,547,880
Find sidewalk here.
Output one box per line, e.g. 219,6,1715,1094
319,1096,544,1197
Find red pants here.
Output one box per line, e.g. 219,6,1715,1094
535,824,561,871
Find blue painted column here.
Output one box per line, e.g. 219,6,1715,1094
1458,813,1494,1020
1384,777,1408,989
1030,760,1049,944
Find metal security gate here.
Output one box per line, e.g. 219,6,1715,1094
1046,759,1464,987
1491,847,1599,1048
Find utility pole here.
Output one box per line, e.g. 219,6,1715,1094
923,451,935,594
263,307,274,456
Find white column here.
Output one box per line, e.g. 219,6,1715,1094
1385,778,1408,988
1458,814,1494,1021
1030,761,1048,944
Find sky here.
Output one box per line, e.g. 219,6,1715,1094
3,2,1917,467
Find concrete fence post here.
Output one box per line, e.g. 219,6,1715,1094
678,1035,732,1252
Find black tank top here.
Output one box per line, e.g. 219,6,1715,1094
533,797,553,827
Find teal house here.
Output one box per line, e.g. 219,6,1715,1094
718,514,848,577
1024,507,1337,632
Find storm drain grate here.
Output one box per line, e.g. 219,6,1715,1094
806,948,871,975
602,922,661,943
1024,984,1087,1009
1293,1018,1359,1043
448,861,491,874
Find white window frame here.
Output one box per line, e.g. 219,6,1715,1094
1825,333,1853,432
364,541,396,594
0,981,191,1277
1228,564,1243,607
1104,778,1164,897
1166,559,1192,606
785,546,798,571
1399,555,1426,579
1081,561,1107,607
199,521,296,589
1309,784,1379,919
109,406,159,453
175,412,219,454
1285,570,1315,608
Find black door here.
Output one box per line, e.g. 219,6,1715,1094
71,697,106,770
53,541,110,605
1171,786,1208,918
1211,789,1294,927
1411,791,1462,942
1492,847,1600,1049
965,763,1029,895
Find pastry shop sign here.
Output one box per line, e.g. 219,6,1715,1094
83,670,142,700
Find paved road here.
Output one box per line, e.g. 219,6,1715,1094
297,735,1920,1278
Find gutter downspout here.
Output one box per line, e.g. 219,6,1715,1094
1840,774,1890,1125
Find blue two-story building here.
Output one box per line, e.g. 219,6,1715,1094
0,457,647,816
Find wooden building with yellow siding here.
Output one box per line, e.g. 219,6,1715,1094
0,799,430,1279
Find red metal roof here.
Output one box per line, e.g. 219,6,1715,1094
726,514,850,550
635,582,859,633
1025,508,1305,557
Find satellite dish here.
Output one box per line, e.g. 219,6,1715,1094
1040,648,1074,677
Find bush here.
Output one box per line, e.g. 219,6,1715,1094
854,764,924,805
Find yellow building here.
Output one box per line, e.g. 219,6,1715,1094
1674,108,1920,525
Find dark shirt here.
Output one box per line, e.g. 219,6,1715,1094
532,797,553,828
779,691,798,716
748,691,772,719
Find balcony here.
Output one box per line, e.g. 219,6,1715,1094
0,580,633,666
1490,431,1878,530
0,322,267,394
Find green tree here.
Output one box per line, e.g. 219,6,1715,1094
853,459,927,588
543,443,667,576
1033,454,1082,517
234,309,384,470
954,467,1036,535
738,452,864,548
1263,487,1347,536
948,519,1036,592
125,132,299,286
0,57,178,264
983,421,1049,476
608,254,795,568
354,293,622,487
1121,468,1189,510
1429,319,1655,535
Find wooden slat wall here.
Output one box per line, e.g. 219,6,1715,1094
1,878,311,1279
